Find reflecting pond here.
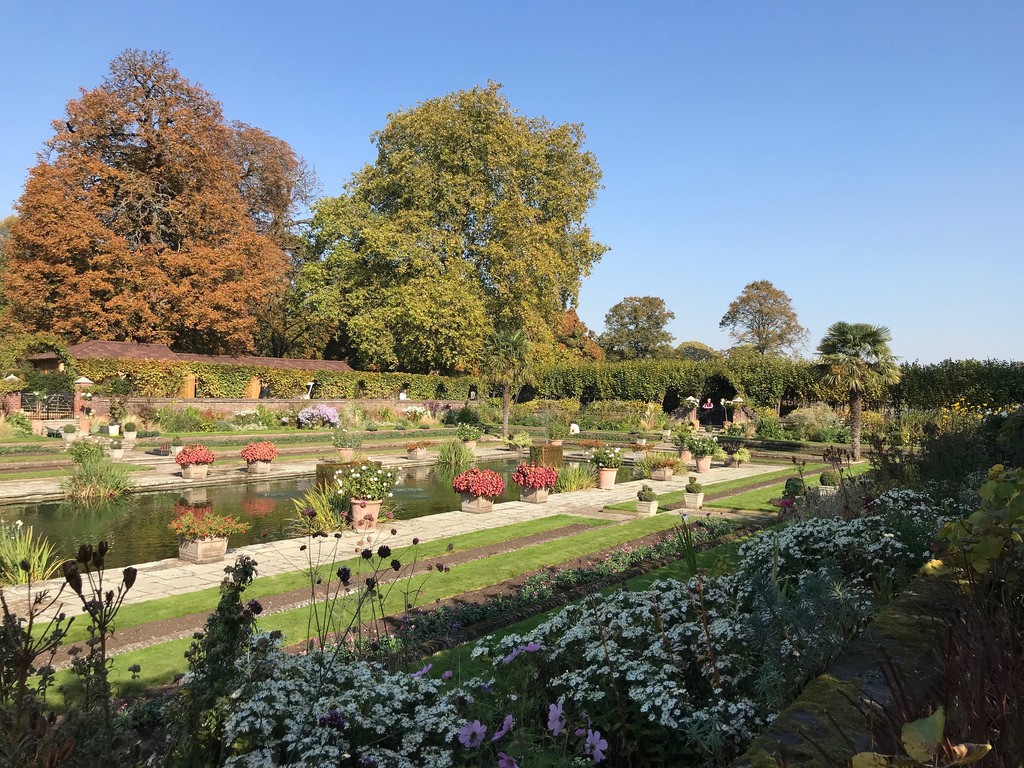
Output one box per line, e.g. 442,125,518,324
2,460,632,567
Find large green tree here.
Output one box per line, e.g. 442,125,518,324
5,50,305,354
815,322,901,459
720,280,807,355
599,296,675,360
307,82,607,372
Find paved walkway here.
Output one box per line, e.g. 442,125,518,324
1,459,784,621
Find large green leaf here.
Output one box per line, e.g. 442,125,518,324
901,708,945,762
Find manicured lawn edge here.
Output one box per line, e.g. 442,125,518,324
706,463,872,513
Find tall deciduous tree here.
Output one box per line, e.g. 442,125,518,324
816,322,901,459
0,216,14,320
307,82,607,372
719,280,807,355
5,50,299,354
599,296,675,360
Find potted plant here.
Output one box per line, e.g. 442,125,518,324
684,477,704,509
577,439,602,458
170,436,184,457
672,427,693,464
630,431,647,446
661,422,673,442
733,447,751,467
62,423,78,444
108,439,124,461
122,421,137,441
686,434,719,474
169,508,250,564
511,463,558,504
817,469,841,497
507,432,533,453
455,423,483,451
105,421,121,437
636,484,658,515
406,440,435,460
452,467,506,513
649,455,678,481
241,441,278,474
335,463,397,530
591,446,623,490
176,443,216,479
547,421,569,446
332,429,362,462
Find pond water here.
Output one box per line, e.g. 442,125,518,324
3,460,632,567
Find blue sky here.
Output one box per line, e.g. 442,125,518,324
2,1,1021,363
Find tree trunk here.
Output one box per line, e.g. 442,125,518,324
849,391,863,461
502,385,511,439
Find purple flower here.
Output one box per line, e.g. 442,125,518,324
584,729,608,763
411,663,432,679
547,703,566,736
492,713,514,741
523,641,541,653
317,708,345,730
497,753,519,768
441,670,453,680
501,647,522,664
458,720,487,748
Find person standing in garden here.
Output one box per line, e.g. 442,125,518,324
701,398,714,427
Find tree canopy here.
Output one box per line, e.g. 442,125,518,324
4,50,305,354
307,82,607,372
599,296,675,360
719,280,807,355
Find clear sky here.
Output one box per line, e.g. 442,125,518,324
2,1,1021,364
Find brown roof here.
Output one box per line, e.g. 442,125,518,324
66,340,353,372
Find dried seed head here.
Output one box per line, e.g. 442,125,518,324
122,567,137,590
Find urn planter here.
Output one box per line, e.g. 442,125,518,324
178,537,228,564
677,448,692,465
336,447,355,462
350,499,382,530
247,460,272,475
520,487,549,504
461,494,494,513
181,464,209,480
597,467,618,490
122,430,138,442
636,500,658,516
461,441,477,452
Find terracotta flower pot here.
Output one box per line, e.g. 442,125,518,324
678,448,692,465
695,456,712,474
598,467,618,490
350,498,382,530
178,537,227,564
462,441,477,452
336,447,355,462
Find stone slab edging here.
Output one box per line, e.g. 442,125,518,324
735,574,955,767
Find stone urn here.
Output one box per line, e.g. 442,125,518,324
182,464,210,480
461,494,494,513
178,537,227,564
520,487,549,504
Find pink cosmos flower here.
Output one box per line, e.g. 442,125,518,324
492,713,514,741
585,729,608,763
458,720,487,748
547,703,566,736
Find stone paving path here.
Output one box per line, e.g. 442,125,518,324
0,447,785,620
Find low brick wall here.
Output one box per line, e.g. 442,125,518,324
96,397,469,420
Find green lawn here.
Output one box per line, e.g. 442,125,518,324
0,464,156,481
56,513,706,695
705,463,872,513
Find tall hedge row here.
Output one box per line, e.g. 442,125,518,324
70,356,1024,411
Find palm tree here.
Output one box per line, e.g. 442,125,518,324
481,328,532,439
815,322,901,460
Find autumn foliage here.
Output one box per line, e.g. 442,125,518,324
5,50,300,354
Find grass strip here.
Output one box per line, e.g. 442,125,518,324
0,465,156,481
603,464,829,512
706,463,872,513
57,515,607,645
60,513,698,693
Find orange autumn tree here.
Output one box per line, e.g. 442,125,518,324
5,50,295,353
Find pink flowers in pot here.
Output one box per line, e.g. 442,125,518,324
452,467,506,499
175,444,216,467
240,441,278,463
510,463,558,491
